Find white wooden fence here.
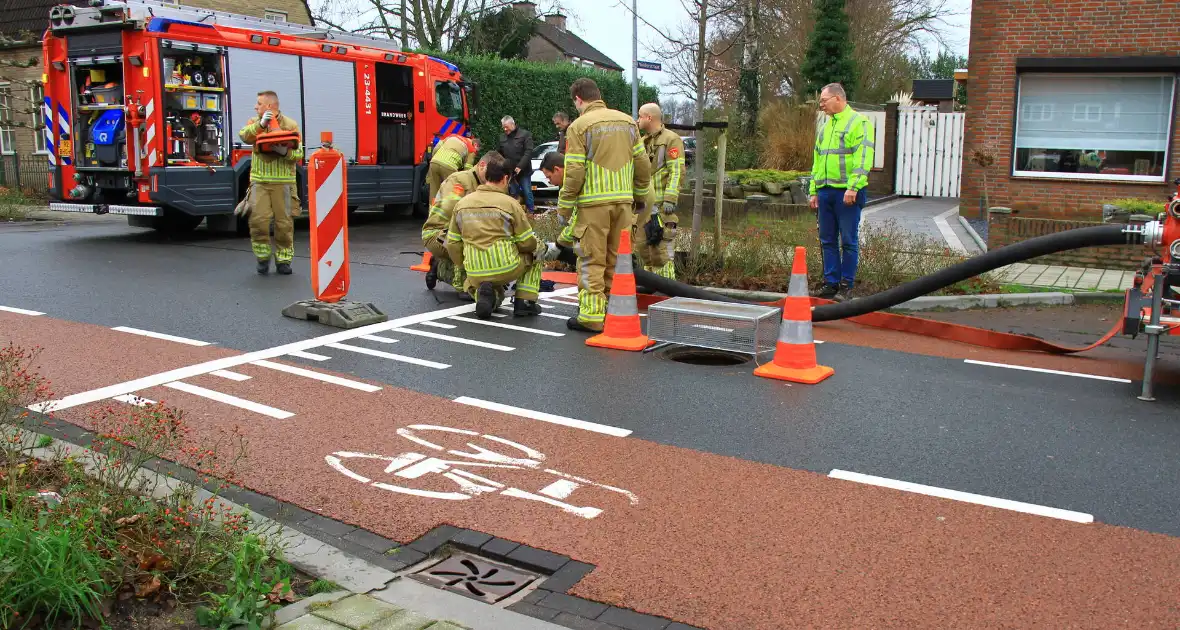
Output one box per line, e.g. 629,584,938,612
895,106,964,197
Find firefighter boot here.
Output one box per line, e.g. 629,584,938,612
475,282,496,320
276,262,292,275
513,298,542,318
257,258,270,275
425,256,439,290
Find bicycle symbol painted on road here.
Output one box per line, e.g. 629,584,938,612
325,424,639,519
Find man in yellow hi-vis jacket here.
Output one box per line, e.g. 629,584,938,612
238,90,303,276
808,82,875,302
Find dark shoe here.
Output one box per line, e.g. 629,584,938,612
425,257,439,290
475,282,496,319
565,316,600,333
833,282,854,303
276,262,292,275
456,291,475,302
513,299,542,317
811,283,838,299
256,259,270,275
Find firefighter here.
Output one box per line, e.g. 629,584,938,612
635,103,685,280
421,150,503,294
238,90,302,275
556,78,652,332
427,133,480,201
446,154,559,320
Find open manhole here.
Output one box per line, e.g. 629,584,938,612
409,551,539,604
660,346,752,366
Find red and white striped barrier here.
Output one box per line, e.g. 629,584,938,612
308,131,350,303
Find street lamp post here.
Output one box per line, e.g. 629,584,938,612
631,0,638,117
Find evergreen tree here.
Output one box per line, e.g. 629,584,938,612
800,0,858,101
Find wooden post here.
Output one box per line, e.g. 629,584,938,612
713,128,727,256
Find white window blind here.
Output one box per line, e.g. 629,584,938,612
1015,74,1174,153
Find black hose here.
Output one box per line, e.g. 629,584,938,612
556,223,1144,321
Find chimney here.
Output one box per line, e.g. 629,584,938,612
511,1,537,17
544,12,566,31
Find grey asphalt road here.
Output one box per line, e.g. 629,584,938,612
3,213,1180,539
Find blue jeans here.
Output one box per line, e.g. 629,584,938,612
817,186,865,287
510,172,535,212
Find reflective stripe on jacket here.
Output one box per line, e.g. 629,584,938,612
445,186,537,279
239,113,303,183
645,127,685,205
432,135,474,171
558,100,652,214
422,169,480,244
808,107,875,194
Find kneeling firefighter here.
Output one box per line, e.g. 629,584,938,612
446,154,560,319
421,150,502,294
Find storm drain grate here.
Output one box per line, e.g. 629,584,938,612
409,551,539,604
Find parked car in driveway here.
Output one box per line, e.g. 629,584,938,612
681,136,696,166
530,141,559,193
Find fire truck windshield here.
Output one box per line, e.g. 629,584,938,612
434,81,465,123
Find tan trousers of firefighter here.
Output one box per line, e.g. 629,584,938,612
634,216,678,279
465,255,544,304
248,182,297,263
423,236,466,288
569,202,634,331
426,161,457,203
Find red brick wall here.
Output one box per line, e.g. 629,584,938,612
962,0,1180,221
987,210,1154,271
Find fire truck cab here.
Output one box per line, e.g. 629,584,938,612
40,0,475,233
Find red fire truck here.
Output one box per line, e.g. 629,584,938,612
40,0,476,233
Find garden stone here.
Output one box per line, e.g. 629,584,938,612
788,182,809,205
762,182,783,195
725,186,746,199
742,183,762,194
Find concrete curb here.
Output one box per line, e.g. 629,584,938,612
957,214,988,252
699,286,1125,311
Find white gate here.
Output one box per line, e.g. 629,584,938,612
896,106,964,197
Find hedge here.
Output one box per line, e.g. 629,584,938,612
421,52,659,151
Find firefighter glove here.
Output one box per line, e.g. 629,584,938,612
538,241,561,261
661,201,677,215
259,110,274,128
644,213,664,246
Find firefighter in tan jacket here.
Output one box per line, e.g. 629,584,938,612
238,90,303,275
420,150,502,294
636,103,685,280
446,155,558,320
556,78,652,332
427,133,479,201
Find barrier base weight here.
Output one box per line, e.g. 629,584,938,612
282,299,388,329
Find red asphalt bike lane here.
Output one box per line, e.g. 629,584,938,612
5,312,1180,629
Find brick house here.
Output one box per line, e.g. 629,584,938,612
0,0,313,172
510,1,623,73
962,0,1180,224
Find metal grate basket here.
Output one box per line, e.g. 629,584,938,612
647,297,782,356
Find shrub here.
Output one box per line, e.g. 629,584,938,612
759,100,817,172
1105,197,1167,216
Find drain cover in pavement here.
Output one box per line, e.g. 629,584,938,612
409,552,538,604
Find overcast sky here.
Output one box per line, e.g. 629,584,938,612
547,0,973,93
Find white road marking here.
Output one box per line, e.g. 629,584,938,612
964,359,1132,383
112,326,211,346
491,312,508,318
29,293,575,413
395,328,514,351
211,369,251,381
539,297,576,307
0,305,45,316
324,342,451,369
419,321,457,329
498,306,567,321
448,316,565,337
113,394,156,407
358,335,399,344
934,207,969,255
163,381,294,419
288,350,331,361
454,396,632,437
829,469,1093,524
251,359,382,392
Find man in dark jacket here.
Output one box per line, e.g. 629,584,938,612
553,111,570,153
498,116,535,213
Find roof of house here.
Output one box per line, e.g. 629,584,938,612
1,0,88,39
533,20,622,71
911,79,956,101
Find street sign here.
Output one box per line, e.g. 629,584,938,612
636,60,662,72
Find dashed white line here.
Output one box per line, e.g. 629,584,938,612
0,305,45,316
498,306,567,321
288,350,331,361
163,381,294,419
829,469,1094,524
454,396,632,437
964,359,1132,383
448,316,565,337
324,342,451,369
419,321,457,329
358,335,400,344
112,326,211,346
211,369,251,381
251,360,382,392
396,328,514,351
113,394,156,407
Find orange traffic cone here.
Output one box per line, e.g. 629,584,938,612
754,246,834,384
410,251,432,272
586,228,654,352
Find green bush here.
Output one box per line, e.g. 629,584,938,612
1105,197,1167,215
419,52,658,151
727,169,809,186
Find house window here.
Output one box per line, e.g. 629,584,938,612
30,83,47,154
263,9,287,22
1013,73,1176,182
0,84,14,155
